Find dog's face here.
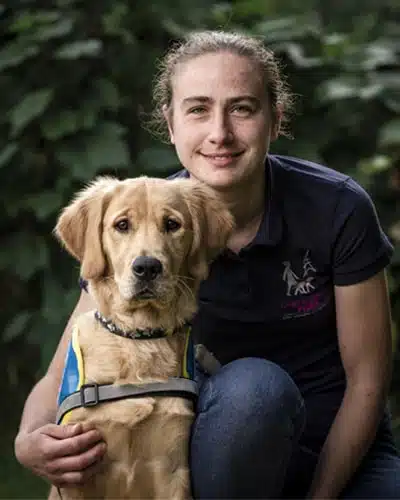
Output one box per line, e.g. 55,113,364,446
55,176,233,311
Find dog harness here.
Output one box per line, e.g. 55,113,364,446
56,315,197,425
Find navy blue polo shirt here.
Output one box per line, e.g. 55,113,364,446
171,154,394,451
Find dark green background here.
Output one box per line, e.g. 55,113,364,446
1,0,399,497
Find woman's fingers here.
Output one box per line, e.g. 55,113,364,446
46,448,106,487
39,424,104,460
16,423,107,486
46,440,107,475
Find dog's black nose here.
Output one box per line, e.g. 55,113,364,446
132,256,163,281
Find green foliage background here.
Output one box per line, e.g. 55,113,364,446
1,0,399,497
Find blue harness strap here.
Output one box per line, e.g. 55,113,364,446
57,327,84,423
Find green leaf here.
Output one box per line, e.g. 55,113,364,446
3,312,32,342
0,234,49,279
55,148,89,175
102,2,132,41
359,155,392,176
23,191,63,220
33,18,74,41
84,134,130,172
41,279,75,325
379,119,400,148
0,143,18,168
0,42,39,71
277,43,322,68
42,99,105,139
56,126,130,179
54,40,103,59
10,89,54,136
359,83,384,100
371,72,400,112
79,99,101,130
389,221,400,244
9,10,62,32
316,77,361,103
94,78,121,110
383,91,400,114
322,33,350,59
254,14,321,42
8,12,35,33
34,11,62,23
361,43,398,71
41,110,79,140
96,122,126,137
390,243,400,266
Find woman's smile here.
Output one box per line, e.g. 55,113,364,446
199,151,244,167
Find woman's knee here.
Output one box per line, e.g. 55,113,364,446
197,357,305,439
191,359,305,498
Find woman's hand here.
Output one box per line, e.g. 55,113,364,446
15,422,106,488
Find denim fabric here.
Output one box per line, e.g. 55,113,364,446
190,358,305,498
340,438,400,499
189,357,400,499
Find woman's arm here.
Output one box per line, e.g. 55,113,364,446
307,270,393,499
15,290,106,488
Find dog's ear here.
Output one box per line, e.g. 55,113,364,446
54,177,119,280
182,181,234,282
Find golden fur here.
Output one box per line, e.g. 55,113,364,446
51,176,233,499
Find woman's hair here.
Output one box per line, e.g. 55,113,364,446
148,30,294,141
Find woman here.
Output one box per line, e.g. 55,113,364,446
15,30,400,498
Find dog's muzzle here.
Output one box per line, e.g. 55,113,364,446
132,256,163,281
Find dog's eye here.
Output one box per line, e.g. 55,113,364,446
114,219,130,232
164,217,181,233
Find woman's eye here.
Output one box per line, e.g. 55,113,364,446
114,219,130,232
231,105,253,116
188,106,207,115
164,217,181,232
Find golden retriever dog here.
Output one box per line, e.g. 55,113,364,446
50,176,233,500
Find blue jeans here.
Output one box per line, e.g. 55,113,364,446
190,357,400,499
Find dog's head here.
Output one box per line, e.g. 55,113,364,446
55,176,233,315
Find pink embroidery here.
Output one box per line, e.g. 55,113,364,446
282,293,322,314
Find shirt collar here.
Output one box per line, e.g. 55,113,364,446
169,154,283,249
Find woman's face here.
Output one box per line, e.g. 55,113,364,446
164,51,280,191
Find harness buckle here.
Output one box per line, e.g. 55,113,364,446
80,383,99,407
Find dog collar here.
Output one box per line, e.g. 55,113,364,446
94,311,178,339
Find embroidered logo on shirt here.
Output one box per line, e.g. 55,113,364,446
280,250,331,320
282,250,317,296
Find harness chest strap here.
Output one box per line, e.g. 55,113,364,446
56,323,197,425
56,378,198,425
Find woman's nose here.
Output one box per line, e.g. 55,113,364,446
208,112,234,144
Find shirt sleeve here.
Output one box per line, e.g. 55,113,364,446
332,178,393,286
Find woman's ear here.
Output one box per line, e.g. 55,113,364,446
271,104,283,141
162,104,175,144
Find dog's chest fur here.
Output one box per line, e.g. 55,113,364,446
61,311,194,499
